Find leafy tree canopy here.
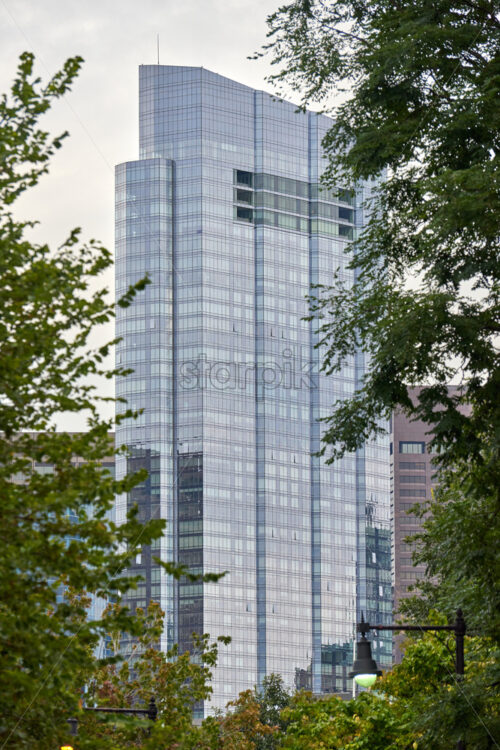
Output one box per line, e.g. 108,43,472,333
77,601,231,749
402,455,500,642
0,53,228,750
278,627,499,750
253,674,292,750
78,603,284,750
279,689,406,750
260,0,499,487
0,53,167,748
259,4,500,740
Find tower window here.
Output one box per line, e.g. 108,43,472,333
235,170,253,187
235,188,253,205
234,206,253,223
399,441,425,454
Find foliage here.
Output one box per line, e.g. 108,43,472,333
0,52,230,750
380,621,500,750
0,53,168,748
278,690,406,750
259,5,500,743
76,601,230,749
276,628,498,750
79,605,285,750
212,690,278,750
197,674,292,750
260,0,499,481
253,674,292,750
401,458,500,643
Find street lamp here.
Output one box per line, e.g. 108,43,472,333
348,615,381,688
66,695,157,740
349,609,466,749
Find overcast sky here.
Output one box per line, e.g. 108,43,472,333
0,0,286,429
1,0,283,256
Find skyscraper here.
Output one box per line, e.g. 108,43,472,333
115,66,391,711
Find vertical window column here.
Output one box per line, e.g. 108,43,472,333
254,91,267,687
308,113,322,694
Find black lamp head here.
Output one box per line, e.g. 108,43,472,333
349,629,382,687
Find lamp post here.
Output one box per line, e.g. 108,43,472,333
66,695,157,742
349,609,466,750
83,694,158,722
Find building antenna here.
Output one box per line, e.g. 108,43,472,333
157,34,160,65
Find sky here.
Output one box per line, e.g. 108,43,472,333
0,0,284,429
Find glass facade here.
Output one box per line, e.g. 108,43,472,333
115,66,391,712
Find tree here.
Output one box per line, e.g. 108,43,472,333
212,690,278,750
79,610,284,750
399,453,500,640
259,3,499,742
277,627,498,750
0,53,229,750
0,53,167,748
261,0,499,479
76,601,230,749
278,689,406,750
260,0,499,624
379,619,500,750
253,674,291,750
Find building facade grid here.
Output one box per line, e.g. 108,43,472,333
115,66,391,711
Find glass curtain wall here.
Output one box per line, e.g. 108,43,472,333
115,158,175,652
115,66,391,712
